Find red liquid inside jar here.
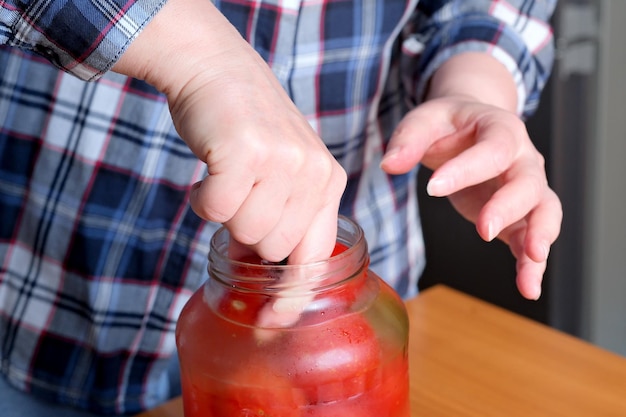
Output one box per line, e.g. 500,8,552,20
176,216,410,416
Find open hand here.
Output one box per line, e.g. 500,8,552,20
381,96,562,300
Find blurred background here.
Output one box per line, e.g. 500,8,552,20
417,0,626,357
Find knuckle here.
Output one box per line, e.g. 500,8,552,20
190,190,236,223
257,234,299,263
491,145,513,174
533,149,546,169
229,228,262,247
528,172,549,203
202,205,235,224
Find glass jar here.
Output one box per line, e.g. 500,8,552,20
175,216,410,416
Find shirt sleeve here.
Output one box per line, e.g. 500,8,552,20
404,0,556,118
0,0,167,81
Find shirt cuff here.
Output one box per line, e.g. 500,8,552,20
413,18,554,119
415,40,528,116
1,0,167,81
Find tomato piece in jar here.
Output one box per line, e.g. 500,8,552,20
214,253,275,326
181,361,306,417
275,313,381,404
215,289,269,326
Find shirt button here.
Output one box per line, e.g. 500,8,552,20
36,46,60,65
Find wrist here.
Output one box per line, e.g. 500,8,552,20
426,52,519,114
112,0,256,101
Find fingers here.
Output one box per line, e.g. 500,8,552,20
522,188,562,262
250,170,344,334
481,182,561,253
380,101,457,175
474,154,549,241
189,150,347,264
236,169,344,263
223,173,290,248
472,151,561,301
426,114,527,197
382,99,530,198
487,182,561,301
516,255,547,300
287,192,343,264
254,206,341,331
507,226,548,301
189,170,255,224
489,183,561,301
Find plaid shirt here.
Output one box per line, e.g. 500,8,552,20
0,0,555,414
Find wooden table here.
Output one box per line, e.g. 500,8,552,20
136,285,626,417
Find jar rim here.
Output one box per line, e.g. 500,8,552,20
207,215,369,288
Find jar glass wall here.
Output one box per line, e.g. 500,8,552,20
175,216,410,416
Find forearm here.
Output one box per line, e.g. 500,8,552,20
426,51,518,114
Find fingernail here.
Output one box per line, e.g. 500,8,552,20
530,284,542,301
426,176,450,196
541,241,550,260
380,147,401,168
487,216,503,241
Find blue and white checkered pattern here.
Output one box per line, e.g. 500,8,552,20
0,0,555,414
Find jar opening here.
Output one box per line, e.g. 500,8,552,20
207,216,369,294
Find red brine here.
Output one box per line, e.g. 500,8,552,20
176,217,410,416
